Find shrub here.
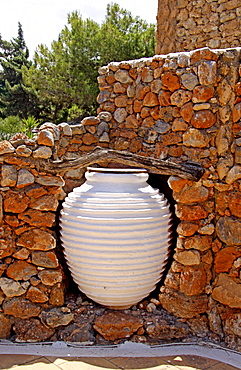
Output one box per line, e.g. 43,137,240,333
0,115,39,140
0,116,23,140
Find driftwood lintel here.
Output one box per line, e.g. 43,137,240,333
39,147,204,181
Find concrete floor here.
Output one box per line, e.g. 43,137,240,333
0,342,241,370
0,353,239,370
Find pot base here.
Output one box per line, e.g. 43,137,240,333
107,305,132,310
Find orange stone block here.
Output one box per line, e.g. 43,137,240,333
94,311,143,341
216,191,228,215
172,118,188,131
136,85,150,100
177,221,199,236
113,82,126,93
185,235,212,252
3,191,30,213
176,204,208,221
100,101,115,112
215,246,241,273
17,228,56,251
119,62,130,69
133,100,142,113
233,122,241,135
26,286,49,303
79,145,96,152
150,107,160,120
125,115,140,128
180,265,207,296
15,225,32,236
81,116,100,126
216,191,241,218
173,185,209,204
168,146,183,157
212,238,222,253
140,107,151,118
168,176,189,192
161,72,180,92
235,82,241,96
49,283,65,306
5,215,19,227
115,95,128,107
142,116,155,127
120,130,137,139
228,192,241,218
191,110,216,129
129,138,143,153
232,102,241,123
70,137,82,144
67,144,80,152
4,156,31,167
161,132,182,146
0,242,14,259
143,92,159,107
13,248,30,260
106,74,116,84
6,260,38,281
154,142,168,158
190,48,218,63
150,60,160,69
18,209,55,227
2,297,41,319
38,269,63,286
129,68,138,80
180,102,194,122
158,90,172,106
114,138,130,150
141,67,153,82
193,85,215,102
82,133,98,145
31,250,59,268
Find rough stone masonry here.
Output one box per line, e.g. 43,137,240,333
0,47,241,350
156,0,241,54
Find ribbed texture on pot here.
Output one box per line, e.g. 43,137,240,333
60,168,172,309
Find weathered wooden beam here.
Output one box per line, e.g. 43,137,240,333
39,147,204,181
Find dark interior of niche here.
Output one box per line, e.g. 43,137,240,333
55,201,80,296
146,173,179,292
55,170,179,300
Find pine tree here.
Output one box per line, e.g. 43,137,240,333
23,3,156,122
0,23,40,118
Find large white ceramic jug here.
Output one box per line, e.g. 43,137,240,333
60,167,172,309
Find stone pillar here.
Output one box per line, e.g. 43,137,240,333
156,0,241,55
156,0,177,55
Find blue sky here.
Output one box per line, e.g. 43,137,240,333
1,0,158,57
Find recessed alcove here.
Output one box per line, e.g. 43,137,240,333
56,166,178,305
0,48,241,348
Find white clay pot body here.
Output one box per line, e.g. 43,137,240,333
60,168,172,309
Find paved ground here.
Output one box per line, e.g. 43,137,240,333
0,354,239,370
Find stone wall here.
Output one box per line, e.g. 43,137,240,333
156,0,241,54
0,47,241,349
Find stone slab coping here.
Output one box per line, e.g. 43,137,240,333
0,341,240,368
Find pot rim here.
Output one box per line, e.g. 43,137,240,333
87,167,147,174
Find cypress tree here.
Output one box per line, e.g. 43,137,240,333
0,23,40,118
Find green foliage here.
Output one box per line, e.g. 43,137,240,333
23,14,101,122
67,104,85,122
98,3,156,65
21,115,39,137
0,23,40,119
23,3,156,122
0,115,39,140
0,115,23,140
